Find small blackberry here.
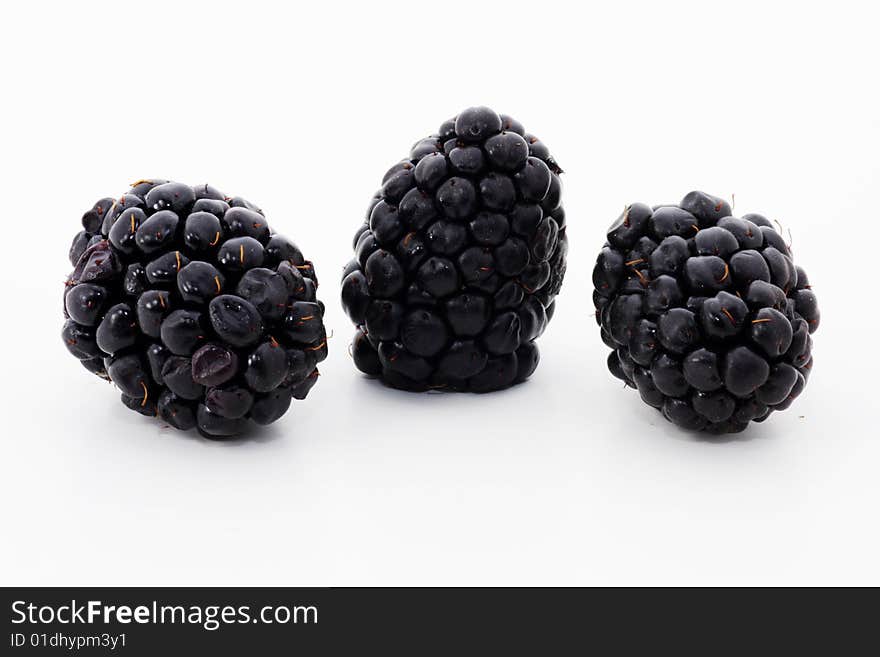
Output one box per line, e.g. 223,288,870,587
592,191,818,434
63,180,326,438
341,107,567,392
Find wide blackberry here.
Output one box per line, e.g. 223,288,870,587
341,107,567,392
592,191,819,434
63,180,326,438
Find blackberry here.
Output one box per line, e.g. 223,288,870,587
341,107,567,392
63,180,326,438
593,191,818,434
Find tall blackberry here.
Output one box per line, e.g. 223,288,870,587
592,191,819,434
63,180,326,438
341,107,567,392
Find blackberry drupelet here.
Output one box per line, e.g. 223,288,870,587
341,107,568,392
592,191,819,434
63,180,326,438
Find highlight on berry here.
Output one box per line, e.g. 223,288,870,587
592,191,818,434
63,180,326,438
341,107,568,392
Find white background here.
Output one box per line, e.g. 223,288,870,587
1,0,878,586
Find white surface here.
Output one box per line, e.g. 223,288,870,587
1,0,878,586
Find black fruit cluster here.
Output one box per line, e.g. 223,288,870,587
592,191,819,434
63,180,326,438
341,107,568,392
